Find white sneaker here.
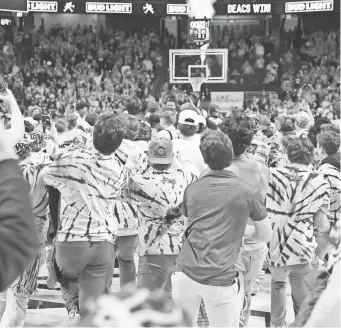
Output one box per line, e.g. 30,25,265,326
65,307,80,327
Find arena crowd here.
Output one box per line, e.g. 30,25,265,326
0,17,339,328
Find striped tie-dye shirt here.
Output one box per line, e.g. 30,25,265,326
266,166,330,267
20,152,51,245
113,139,149,236
44,146,128,243
317,163,341,227
245,131,270,164
120,166,198,256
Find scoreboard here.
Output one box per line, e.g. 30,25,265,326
188,19,211,44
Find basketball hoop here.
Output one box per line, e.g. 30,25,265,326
190,77,207,93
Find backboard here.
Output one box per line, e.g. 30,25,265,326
169,49,228,86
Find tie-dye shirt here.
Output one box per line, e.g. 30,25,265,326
245,131,270,164
113,139,149,236
120,165,198,256
317,162,341,227
266,166,330,267
44,146,129,243
14,152,51,296
20,152,51,243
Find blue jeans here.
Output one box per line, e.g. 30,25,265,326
137,255,177,298
115,235,139,288
269,263,312,327
56,241,114,316
235,242,267,327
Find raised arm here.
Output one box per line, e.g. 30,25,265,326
0,89,25,145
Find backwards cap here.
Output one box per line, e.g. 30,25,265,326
178,110,199,126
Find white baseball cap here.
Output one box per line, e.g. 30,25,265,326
178,110,199,126
197,115,207,126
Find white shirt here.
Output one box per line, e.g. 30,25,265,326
255,43,264,57
172,134,205,173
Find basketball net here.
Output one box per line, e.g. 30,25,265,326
190,77,208,92
190,43,210,93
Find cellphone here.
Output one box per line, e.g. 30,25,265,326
0,77,8,96
42,115,51,127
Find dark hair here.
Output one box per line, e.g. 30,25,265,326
178,123,197,137
51,111,59,121
67,114,78,130
220,116,254,156
147,101,160,113
125,97,142,116
321,123,340,135
281,133,296,149
167,93,177,104
151,164,171,171
318,131,340,155
76,102,89,112
93,114,127,155
287,138,315,165
148,113,160,128
160,110,176,126
136,121,152,141
200,130,233,170
308,117,331,147
85,113,99,127
124,115,140,141
208,104,220,114
24,120,35,134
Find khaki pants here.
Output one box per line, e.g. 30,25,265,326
172,272,241,328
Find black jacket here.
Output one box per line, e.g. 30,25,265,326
0,160,39,291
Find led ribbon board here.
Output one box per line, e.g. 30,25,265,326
28,1,58,12
285,0,333,13
166,4,191,15
86,2,132,13
227,3,272,14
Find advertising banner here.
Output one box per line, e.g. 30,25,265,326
210,92,244,113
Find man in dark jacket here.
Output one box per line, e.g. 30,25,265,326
0,90,39,292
